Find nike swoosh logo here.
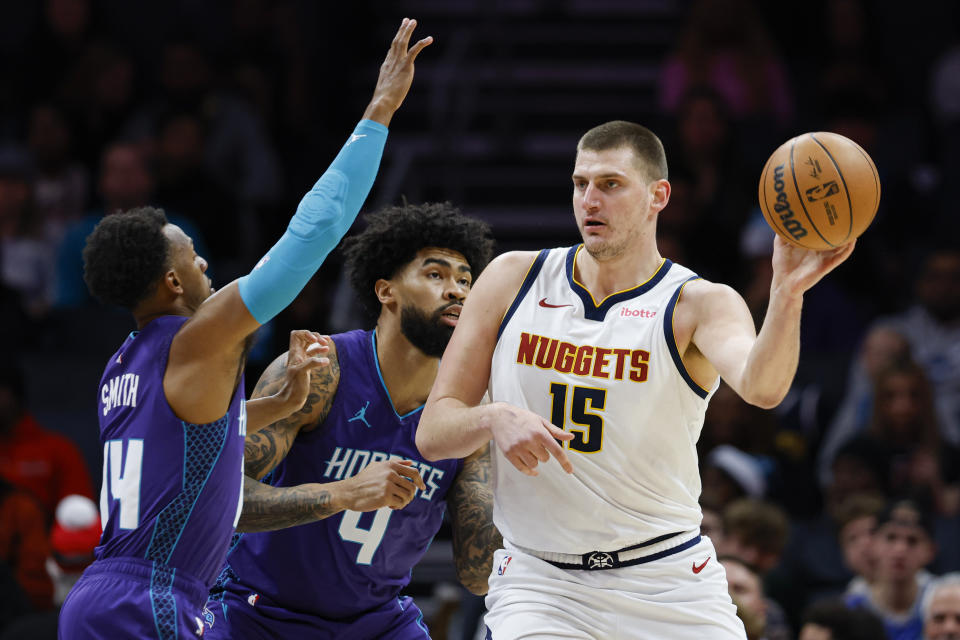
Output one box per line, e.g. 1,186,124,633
692,556,710,574
538,298,572,309
347,133,367,146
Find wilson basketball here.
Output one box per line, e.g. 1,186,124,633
758,132,880,251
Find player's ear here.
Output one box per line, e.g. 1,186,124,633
163,269,183,295
650,179,670,214
374,278,395,306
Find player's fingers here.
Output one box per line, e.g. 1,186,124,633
407,36,433,60
517,450,540,472
305,342,328,356
389,481,416,506
508,453,537,477
543,421,574,441
541,434,575,474
531,444,550,463
393,463,427,490
301,356,330,371
391,18,410,47
394,18,414,50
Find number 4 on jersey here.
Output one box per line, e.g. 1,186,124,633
339,508,393,564
548,383,606,453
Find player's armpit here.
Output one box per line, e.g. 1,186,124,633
448,443,502,595
236,476,338,533
244,346,341,480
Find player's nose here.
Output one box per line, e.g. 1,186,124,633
582,183,601,209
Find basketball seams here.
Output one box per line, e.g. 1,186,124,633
810,133,853,243
790,136,835,248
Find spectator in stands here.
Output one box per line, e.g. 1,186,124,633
834,492,886,598
46,494,99,606
797,597,886,640
53,141,207,308
0,365,93,519
152,110,239,276
701,497,726,550
863,361,960,518
846,497,936,640
26,103,88,240
123,38,282,209
923,573,960,640
719,499,792,640
0,494,100,639
0,148,55,317
57,41,138,167
720,498,790,575
882,248,960,447
819,326,911,486
720,555,790,640
771,438,890,625
0,477,52,613
701,444,768,510
662,88,751,284
658,0,795,129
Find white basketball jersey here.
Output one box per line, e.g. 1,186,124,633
489,246,718,554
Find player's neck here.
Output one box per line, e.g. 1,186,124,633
373,320,439,415
575,243,664,302
133,297,192,329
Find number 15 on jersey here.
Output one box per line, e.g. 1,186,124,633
548,382,606,453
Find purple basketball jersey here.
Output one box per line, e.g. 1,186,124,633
212,329,461,625
62,315,246,638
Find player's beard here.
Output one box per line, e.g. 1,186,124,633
400,303,455,358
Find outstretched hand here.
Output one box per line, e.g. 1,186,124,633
278,330,332,412
489,403,575,477
363,18,433,126
771,235,856,297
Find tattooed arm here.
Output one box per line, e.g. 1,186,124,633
237,477,336,532
245,332,333,435
244,341,341,480
447,443,502,595
238,339,427,532
237,456,427,532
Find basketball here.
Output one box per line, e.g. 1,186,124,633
758,132,880,251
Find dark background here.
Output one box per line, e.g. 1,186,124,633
1,0,959,635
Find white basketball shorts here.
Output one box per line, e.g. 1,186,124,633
484,535,746,639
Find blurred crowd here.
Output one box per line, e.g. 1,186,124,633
1,1,959,638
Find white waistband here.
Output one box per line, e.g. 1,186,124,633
507,530,701,566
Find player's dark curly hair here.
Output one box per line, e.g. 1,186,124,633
341,202,496,321
83,207,171,310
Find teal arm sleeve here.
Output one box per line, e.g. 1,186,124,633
237,119,387,324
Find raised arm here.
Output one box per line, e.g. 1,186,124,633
244,340,341,480
417,252,574,475
448,444,502,595
682,236,856,408
165,19,432,424
245,331,332,435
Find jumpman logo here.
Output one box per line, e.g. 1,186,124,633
348,401,372,428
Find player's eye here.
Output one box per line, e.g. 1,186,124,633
606,181,619,189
